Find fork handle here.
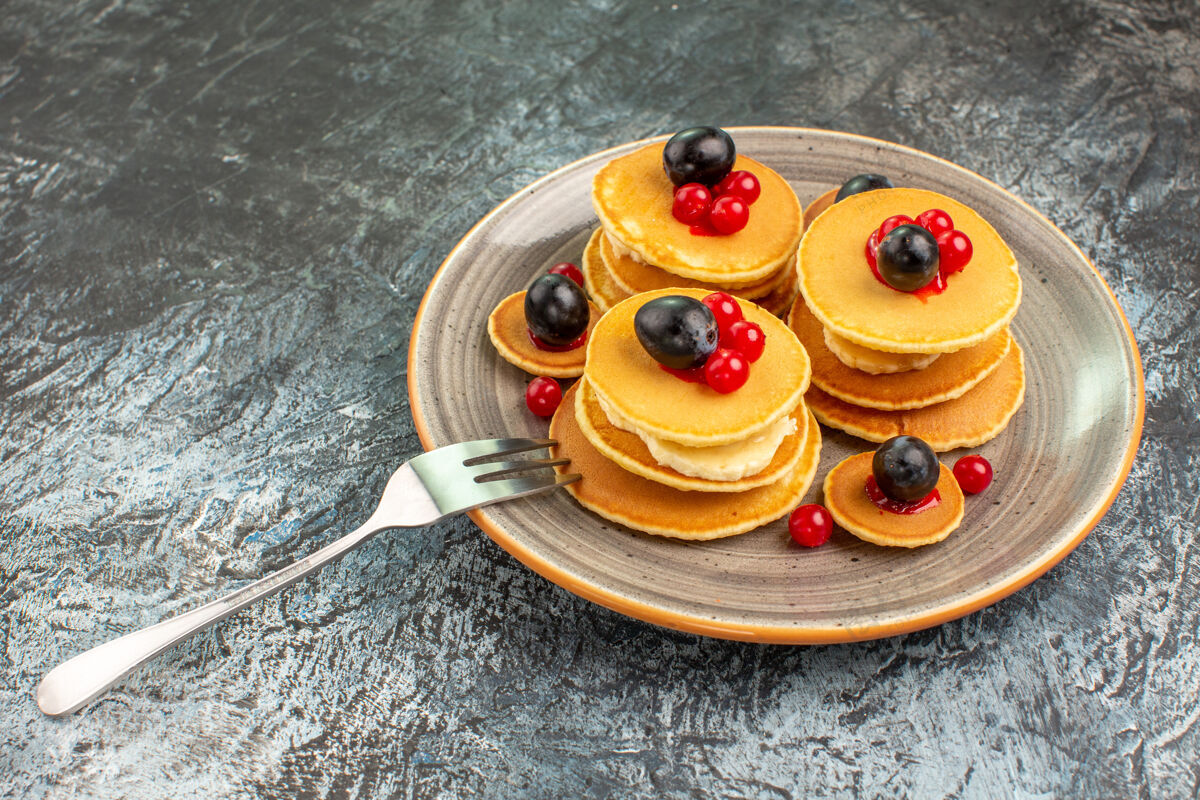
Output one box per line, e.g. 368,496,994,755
37,513,389,716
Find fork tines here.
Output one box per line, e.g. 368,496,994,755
456,438,558,466
474,457,572,483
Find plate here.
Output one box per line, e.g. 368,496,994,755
407,127,1144,643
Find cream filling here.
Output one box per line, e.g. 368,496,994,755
595,390,796,481
605,231,650,265
823,327,940,374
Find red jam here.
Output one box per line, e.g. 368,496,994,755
659,363,707,383
865,475,941,514
528,328,587,352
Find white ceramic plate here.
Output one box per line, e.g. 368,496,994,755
407,127,1143,643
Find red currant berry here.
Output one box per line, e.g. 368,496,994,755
865,227,881,268
936,229,973,273
524,376,562,418
722,319,765,361
713,170,761,204
878,214,914,239
701,291,744,335
548,262,584,287
709,195,749,234
703,348,749,393
914,208,954,237
953,454,993,494
672,183,712,225
789,504,832,548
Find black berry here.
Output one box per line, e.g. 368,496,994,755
836,173,893,202
634,295,718,369
662,127,736,188
872,436,939,502
525,274,589,346
876,224,940,292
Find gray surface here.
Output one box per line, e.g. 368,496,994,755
0,0,1193,798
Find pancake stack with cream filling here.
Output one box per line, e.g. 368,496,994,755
791,186,1025,451
584,130,803,317
550,288,822,540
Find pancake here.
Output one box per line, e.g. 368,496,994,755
581,228,633,312
600,231,789,298
550,382,823,540
789,296,1013,410
806,342,1026,450
803,187,838,230
585,288,811,447
486,291,600,378
798,187,1021,354
592,143,802,285
574,376,809,492
823,453,965,547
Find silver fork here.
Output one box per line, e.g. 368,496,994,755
36,437,578,717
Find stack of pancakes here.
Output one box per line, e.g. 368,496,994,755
790,187,1025,451
584,143,803,317
550,288,822,540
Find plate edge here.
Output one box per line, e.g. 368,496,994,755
405,128,1147,644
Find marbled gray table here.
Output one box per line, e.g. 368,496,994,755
2,1,1195,797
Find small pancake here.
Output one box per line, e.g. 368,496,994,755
823,453,964,548
593,143,802,285
799,187,1021,353
550,382,822,540
581,228,633,312
574,376,808,492
803,187,838,230
585,288,811,447
600,231,790,298
806,342,1026,451
789,296,1013,410
487,291,599,378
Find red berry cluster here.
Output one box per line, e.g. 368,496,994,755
702,293,765,392
671,171,761,235
865,208,974,281
663,292,766,393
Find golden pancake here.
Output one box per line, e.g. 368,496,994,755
585,288,811,447
592,143,802,284
550,382,822,540
806,342,1026,450
486,291,600,378
799,187,1021,353
574,376,809,492
600,230,788,298
788,296,1013,410
823,453,964,548
581,228,633,312
803,187,838,230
